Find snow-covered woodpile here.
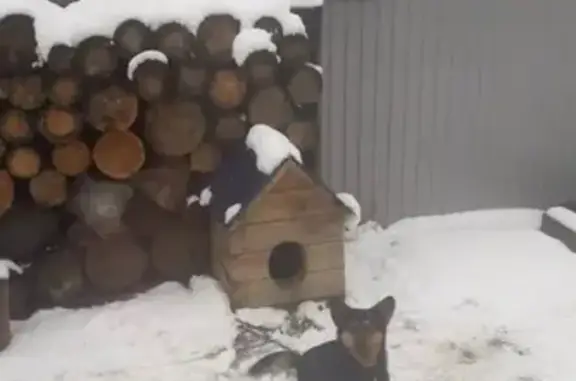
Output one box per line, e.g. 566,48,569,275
0,0,322,319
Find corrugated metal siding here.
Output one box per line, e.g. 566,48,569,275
322,0,576,226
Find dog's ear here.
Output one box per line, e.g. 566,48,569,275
371,295,396,329
328,298,353,329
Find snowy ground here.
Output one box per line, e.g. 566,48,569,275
2,208,576,381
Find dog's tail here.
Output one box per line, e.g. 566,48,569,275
248,350,300,378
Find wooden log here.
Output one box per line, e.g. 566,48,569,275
52,140,91,177
40,107,82,144
145,100,206,156
0,110,33,144
113,19,152,59
87,85,138,131
278,34,311,69
122,193,174,239
208,70,247,110
243,51,278,88
92,130,145,180
49,76,81,107
9,271,32,320
174,61,208,98
214,114,246,142
9,75,45,110
73,36,118,78
0,278,8,351
247,86,293,128
132,160,190,212
285,120,317,151
254,17,283,43
286,64,322,106
6,147,41,179
0,78,10,100
131,58,169,102
0,15,37,76
29,169,68,207
35,248,84,307
154,22,195,61
47,44,75,75
197,15,240,64
190,142,221,173
0,170,14,217
84,231,148,293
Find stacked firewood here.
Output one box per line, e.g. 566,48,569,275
0,13,321,317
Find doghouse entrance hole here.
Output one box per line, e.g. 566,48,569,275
268,241,305,284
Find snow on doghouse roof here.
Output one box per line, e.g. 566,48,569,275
1,0,308,61
208,124,352,227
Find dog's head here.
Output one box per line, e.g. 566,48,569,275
329,295,396,367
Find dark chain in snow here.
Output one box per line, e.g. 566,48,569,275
235,318,294,353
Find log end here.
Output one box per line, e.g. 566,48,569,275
93,130,145,180
7,147,41,179
52,140,91,177
29,169,68,207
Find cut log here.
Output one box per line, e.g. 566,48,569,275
285,120,318,151
84,231,148,293
154,22,195,61
174,61,208,98
35,248,84,307
254,17,283,43
197,15,240,64
6,147,41,179
47,44,75,75
9,75,45,110
132,59,169,102
113,19,152,59
29,169,68,207
122,193,174,239
9,271,32,320
73,36,118,78
40,107,82,144
0,170,14,217
243,50,278,88
145,100,206,156
214,114,246,142
0,15,37,75
287,64,322,106
92,130,145,180
133,161,190,212
49,76,80,107
278,34,311,69
190,142,221,173
247,86,293,128
0,78,10,100
87,85,138,131
208,70,247,110
66,222,102,248
0,110,33,144
52,140,91,177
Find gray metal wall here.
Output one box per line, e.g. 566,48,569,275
321,0,576,226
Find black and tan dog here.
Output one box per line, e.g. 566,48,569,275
248,295,396,381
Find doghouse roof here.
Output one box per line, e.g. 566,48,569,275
209,142,351,228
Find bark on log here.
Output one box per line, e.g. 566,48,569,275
47,44,75,75
35,248,84,307
285,120,317,151
84,231,148,293
6,147,41,179
214,114,246,142
197,15,240,64
0,15,37,75
52,140,91,177
40,107,82,144
190,142,221,173
174,61,208,98
73,36,118,78
286,64,322,106
132,59,169,102
208,70,247,110
247,86,293,128
254,17,283,43
92,130,145,180
29,169,68,207
243,51,278,88
0,170,14,217
133,161,190,212
0,110,34,144
154,22,196,61
87,85,138,131
145,100,206,156
49,76,81,107
278,34,311,69
9,75,45,110
113,19,152,59
122,193,174,239
66,222,102,248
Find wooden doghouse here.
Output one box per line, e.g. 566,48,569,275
208,146,351,308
